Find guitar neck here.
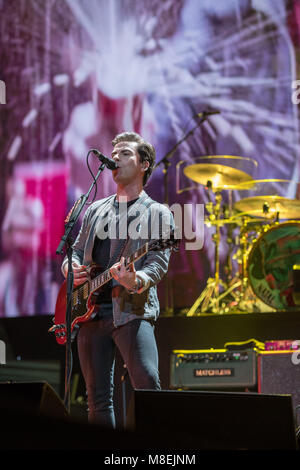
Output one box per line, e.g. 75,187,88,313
90,242,149,292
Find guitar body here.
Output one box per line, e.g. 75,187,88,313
49,235,178,345
51,280,97,345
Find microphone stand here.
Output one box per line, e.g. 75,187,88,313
153,112,211,315
56,161,106,413
121,364,129,428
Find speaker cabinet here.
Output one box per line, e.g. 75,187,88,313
127,389,297,450
0,360,61,396
258,351,300,416
0,381,68,419
0,381,142,450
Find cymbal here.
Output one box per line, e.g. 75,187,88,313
204,216,266,226
204,217,239,226
183,163,254,190
237,178,294,190
234,195,300,219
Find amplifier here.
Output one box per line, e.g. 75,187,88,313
170,349,257,390
257,351,300,417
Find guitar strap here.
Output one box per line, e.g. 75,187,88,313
106,237,128,270
106,197,155,270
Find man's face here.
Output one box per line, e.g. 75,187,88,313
111,141,148,187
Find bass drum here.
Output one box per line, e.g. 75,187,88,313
247,221,300,310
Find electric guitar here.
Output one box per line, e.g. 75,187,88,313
49,237,178,345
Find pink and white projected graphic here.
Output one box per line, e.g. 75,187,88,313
1,162,67,316
0,0,300,316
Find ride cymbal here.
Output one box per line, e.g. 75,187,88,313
234,195,300,219
184,162,254,190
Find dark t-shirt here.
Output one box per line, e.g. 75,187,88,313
92,197,138,304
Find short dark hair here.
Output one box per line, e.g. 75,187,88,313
111,131,156,186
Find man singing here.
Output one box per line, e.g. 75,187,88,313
62,131,174,428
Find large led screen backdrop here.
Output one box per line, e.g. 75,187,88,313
0,0,299,317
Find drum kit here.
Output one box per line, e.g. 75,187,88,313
182,156,300,315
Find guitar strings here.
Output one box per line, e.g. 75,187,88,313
71,244,153,305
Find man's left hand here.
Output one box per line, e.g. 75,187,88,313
110,257,137,290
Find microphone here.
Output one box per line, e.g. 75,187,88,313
195,110,221,117
91,149,118,170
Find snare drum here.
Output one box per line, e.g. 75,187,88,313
247,221,300,310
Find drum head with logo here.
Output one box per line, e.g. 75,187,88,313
247,222,300,310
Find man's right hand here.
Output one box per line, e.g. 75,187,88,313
64,262,88,286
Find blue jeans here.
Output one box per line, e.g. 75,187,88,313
77,304,161,428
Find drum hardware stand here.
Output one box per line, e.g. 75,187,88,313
224,215,235,283
225,218,253,311
223,189,237,285
187,185,229,315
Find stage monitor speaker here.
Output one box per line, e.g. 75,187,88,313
0,382,143,450
126,389,297,450
258,351,300,420
0,381,68,420
0,360,61,396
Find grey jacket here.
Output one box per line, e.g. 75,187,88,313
62,190,174,326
